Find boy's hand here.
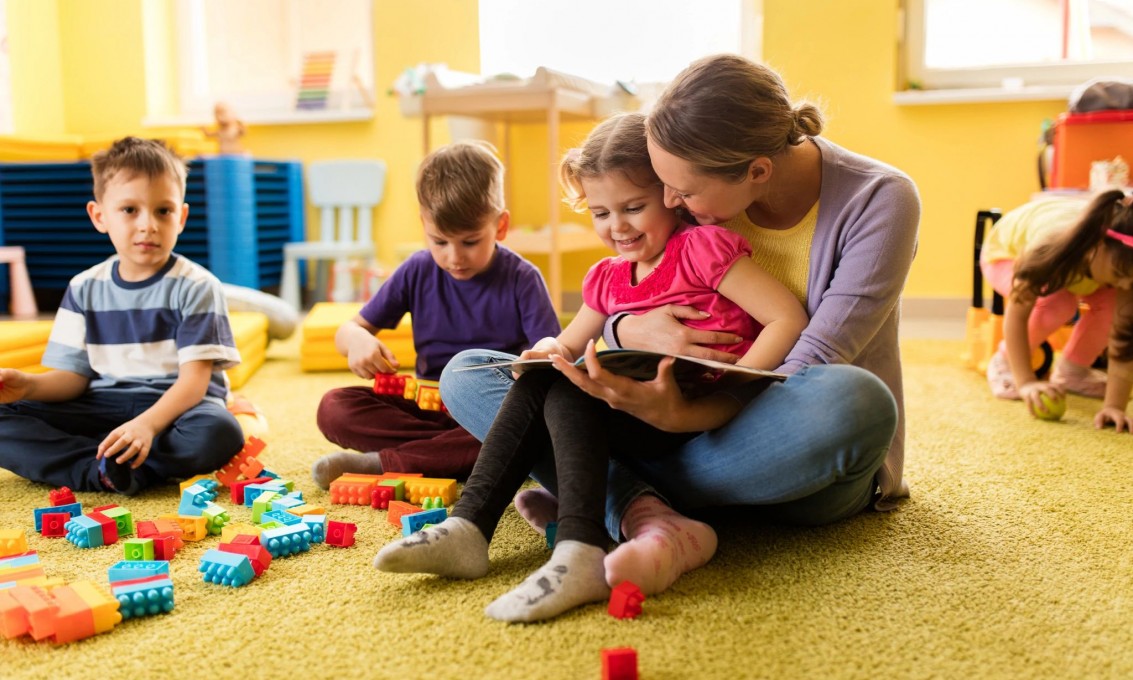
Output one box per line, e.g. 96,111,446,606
346,335,398,379
0,368,32,403
98,417,158,469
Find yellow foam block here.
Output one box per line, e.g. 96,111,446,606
0,135,83,161
0,345,47,370
227,345,265,390
299,354,350,372
229,311,269,347
0,320,54,352
301,302,364,342
300,304,415,372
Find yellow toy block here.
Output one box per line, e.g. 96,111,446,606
287,504,326,516
70,581,121,634
158,515,208,542
0,529,28,558
220,523,262,543
415,380,444,411
402,478,458,506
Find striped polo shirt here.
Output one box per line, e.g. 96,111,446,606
42,253,241,404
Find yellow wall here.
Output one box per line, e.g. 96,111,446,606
762,0,1066,299
6,0,65,135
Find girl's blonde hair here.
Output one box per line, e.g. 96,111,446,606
1014,189,1133,361
416,139,505,235
559,112,659,212
647,54,824,182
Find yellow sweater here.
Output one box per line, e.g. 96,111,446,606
720,201,819,306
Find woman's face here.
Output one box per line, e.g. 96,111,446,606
647,137,756,226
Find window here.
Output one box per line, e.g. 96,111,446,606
479,0,758,85
148,0,375,125
902,0,1133,94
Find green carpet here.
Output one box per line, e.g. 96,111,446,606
2,336,1131,679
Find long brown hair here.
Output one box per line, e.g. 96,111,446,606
1014,189,1133,361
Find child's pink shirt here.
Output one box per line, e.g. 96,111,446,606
582,224,759,356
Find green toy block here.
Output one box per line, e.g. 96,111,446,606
123,537,155,561
251,492,281,523
101,506,135,537
378,479,404,501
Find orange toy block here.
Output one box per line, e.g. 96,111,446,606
386,501,420,528
0,529,28,557
71,581,121,635
329,474,380,505
0,586,58,641
414,380,445,412
215,436,266,486
158,515,208,542
401,478,458,506
238,456,265,479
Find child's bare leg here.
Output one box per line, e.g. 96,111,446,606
603,495,717,595
373,517,488,579
513,487,559,535
484,540,609,623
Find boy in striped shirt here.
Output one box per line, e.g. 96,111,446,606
0,137,244,495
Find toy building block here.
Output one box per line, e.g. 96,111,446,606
33,502,81,532
99,506,134,537
252,492,282,522
230,476,272,505
386,501,420,528
601,647,638,680
0,586,58,641
150,536,176,561
415,379,445,412
261,510,302,526
0,529,28,557
244,482,287,507
86,511,119,545
325,521,357,547
179,475,211,492
378,479,405,501
238,455,265,479
108,560,169,582
50,581,121,643
371,485,395,509
111,575,175,619
400,507,447,536
214,435,266,486
64,515,104,549
401,477,457,506
179,484,214,516
202,503,230,535
0,552,46,590
329,474,380,505
420,496,446,510
287,503,326,516
218,541,272,576
271,496,304,513
38,512,69,538
301,515,326,544
607,581,645,620
546,522,557,549
49,486,76,507
122,538,155,561
0,551,39,569
373,372,416,398
220,523,262,543
199,549,254,587
260,524,314,558
158,514,208,542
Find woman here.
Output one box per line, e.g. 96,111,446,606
440,54,920,595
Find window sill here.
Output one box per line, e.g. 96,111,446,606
143,108,374,128
893,84,1073,106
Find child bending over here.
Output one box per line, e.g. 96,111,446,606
0,137,244,494
311,140,560,487
374,113,808,622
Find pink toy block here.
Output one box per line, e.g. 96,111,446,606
325,521,357,547
601,647,638,680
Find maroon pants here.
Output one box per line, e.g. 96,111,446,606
316,386,480,478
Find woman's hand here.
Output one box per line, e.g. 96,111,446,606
1094,406,1131,433
1017,381,1065,418
551,340,693,431
615,305,742,363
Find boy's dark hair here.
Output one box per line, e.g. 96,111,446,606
415,140,505,235
1014,189,1133,361
90,137,188,201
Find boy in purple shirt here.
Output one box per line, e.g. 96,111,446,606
311,140,560,487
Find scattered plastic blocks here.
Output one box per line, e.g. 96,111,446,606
158,514,208,542
325,521,357,547
261,510,302,526
122,538,155,561
64,516,104,549
107,560,169,582
49,487,76,506
260,524,313,558
373,373,416,398
1,581,121,643
202,503,230,535
252,492,282,522
230,476,272,505
110,575,175,619
99,506,134,537
220,523,262,543
601,647,638,680
0,529,28,557
199,549,254,587
40,513,70,538
33,502,81,532
244,482,286,507
215,436,266,487
400,508,447,536
218,539,271,577
301,515,326,544
386,501,420,528
378,479,405,502
608,581,645,620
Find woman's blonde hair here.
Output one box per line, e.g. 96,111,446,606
647,54,824,182
416,140,505,234
559,112,659,212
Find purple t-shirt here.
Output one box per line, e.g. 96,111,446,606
359,245,560,380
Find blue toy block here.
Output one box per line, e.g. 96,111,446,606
100,506,135,537
111,577,175,619
243,482,287,507
64,514,104,548
108,560,170,582
259,468,280,480
0,552,40,570
301,515,326,544
271,496,303,512
261,510,301,526
33,502,82,531
251,492,282,522
179,484,214,516
199,549,254,587
260,524,313,558
546,521,557,548
400,507,447,536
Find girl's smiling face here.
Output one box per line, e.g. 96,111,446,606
581,170,680,270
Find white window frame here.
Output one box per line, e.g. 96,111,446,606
899,0,1133,103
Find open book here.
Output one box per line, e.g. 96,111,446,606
454,348,786,389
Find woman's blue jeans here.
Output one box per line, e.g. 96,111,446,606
440,350,897,541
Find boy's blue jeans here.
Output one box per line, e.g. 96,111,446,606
0,390,245,492
440,350,897,541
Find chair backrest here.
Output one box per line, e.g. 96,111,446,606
306,159,388,246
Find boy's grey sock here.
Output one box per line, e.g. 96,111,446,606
310,450,383,489
484,540,609,623
373,516,489,579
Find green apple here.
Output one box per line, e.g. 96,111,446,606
1035,393,1066,421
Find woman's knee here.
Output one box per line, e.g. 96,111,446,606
791,365,897,451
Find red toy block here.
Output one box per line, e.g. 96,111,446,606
40,513,70,538
325,521,357,547
370,485,395,509
218,542,272,576
215,436,266,486
49,487,76,507
386,500,419,528
86,511,119,546
607,580,645,620
229,533,261,546
601,647,638,680
229,476,272,504
92,504,119,513
373,373,414,397
151,535,177,561
135,520,158,538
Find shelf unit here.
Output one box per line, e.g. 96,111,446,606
0,157,304,312
419,81,607,313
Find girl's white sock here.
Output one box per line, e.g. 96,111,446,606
484,540,609,623
372,516,489,579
